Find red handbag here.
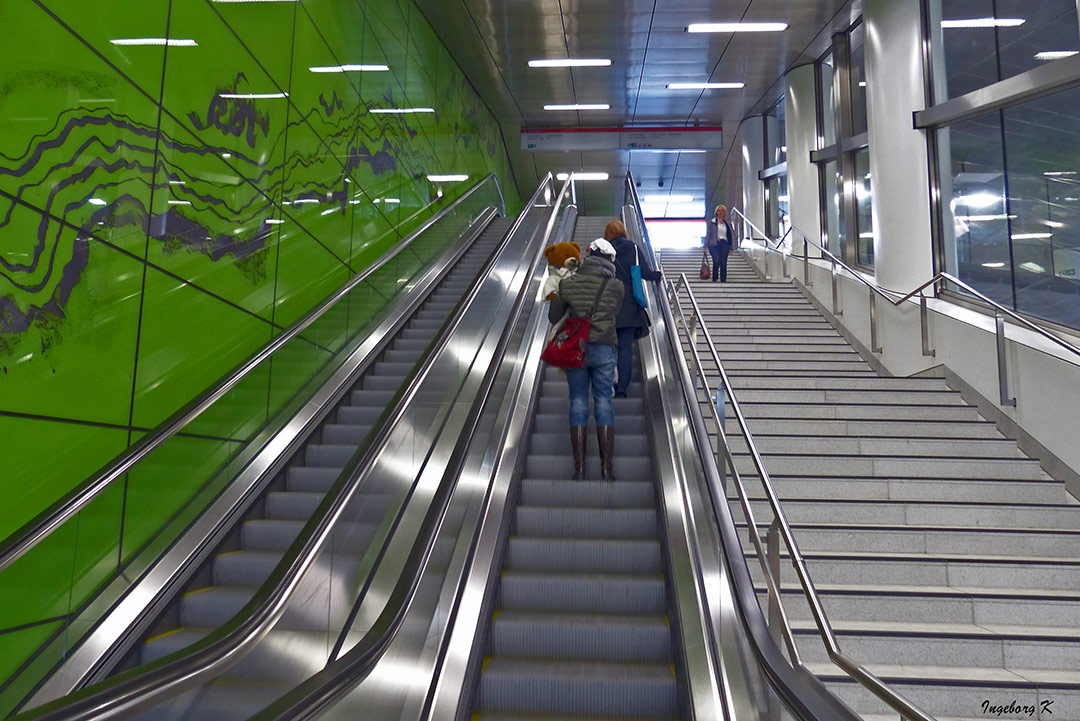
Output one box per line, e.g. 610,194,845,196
541,278,611,368
699,249,710,280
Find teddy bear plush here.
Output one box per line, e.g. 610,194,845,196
541,241,581,301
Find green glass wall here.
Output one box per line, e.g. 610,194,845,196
0,1,515,545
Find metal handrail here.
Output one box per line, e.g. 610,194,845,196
14,174,548,721
731,207,1080,405
0,174,506,574
622,178,863,721
665,271,938,721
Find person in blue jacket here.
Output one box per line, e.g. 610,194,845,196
704,204,734,282
604,219,662,398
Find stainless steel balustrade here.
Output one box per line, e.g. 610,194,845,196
731,207,1080,408
622,173,865,721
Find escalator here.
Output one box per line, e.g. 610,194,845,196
467,217,683,720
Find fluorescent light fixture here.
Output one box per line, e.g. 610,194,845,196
222,153,232,158
1043,220,1066,228
266,219,285,224
293,198,319,204
957,214,1016,221
383,198,400,204
954,192,1001,208
859,232,874,238
426,174,469,182
777,195,790,202
219,92,288,99
168,180,186,185
858,81,867,87
650,149,706,154
350,200,363,205
320,207,337,216
982,262,1006,268
1044,171,1077,176
167,200,191,205
1036,51,1079,60
529,58,612,67
370,107,435,114
687,22,788,33
1019,261,1046,273
544,104,610,111
310,64,389,72
644,194,694,202
941,18,1025,28
667,82,744,90
555,172,609,181
110,38,198,46
1011,232,1052,240
88,198,107,206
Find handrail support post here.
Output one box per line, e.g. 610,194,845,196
764,519,784,721
920,296,935,357
802,242,812,287
831,258,842,316
996,312,1016,407
869,288,881,353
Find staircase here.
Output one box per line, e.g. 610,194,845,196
661,248,1080,721
468,217,683,721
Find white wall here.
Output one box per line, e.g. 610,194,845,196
740,117,766,234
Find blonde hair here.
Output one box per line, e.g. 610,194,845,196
715,205,727,217
604,219,627,240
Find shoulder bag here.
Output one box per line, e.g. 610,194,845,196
629,244,648,309
699,249,710,280
540,278,611,368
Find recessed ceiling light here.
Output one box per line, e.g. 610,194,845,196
1044,171,1077,176
427,174,469,182
1011,232,1052,240
982,262,1006,268
370,107,435,114
544,104,610,111
529,58,612,67
644,194,694,202
556,172,609,181
110,38,198,46
941,18,1025,28
219,92,288,99
1019,261,1046,273
954,192,1001,208
1035,51,1078,60
1043,220,1066,228
167,200,192,205
667,82,744,90
687,22,788,33
310,64,389,72
383,198,401,203
266,219,285,224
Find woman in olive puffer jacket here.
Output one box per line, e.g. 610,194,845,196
548,239,624,481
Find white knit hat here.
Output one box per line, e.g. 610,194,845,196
588,238,617,260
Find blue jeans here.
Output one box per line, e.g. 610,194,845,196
614,327,638,395
566,343,616,426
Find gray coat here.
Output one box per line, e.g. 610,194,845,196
705,218,733,250
549,256,624,346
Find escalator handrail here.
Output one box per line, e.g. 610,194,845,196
0,174,506,574
622,173,865,721
246,176,574,721
14,174,542,721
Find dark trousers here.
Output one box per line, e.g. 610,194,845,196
614,327,637,395
708,245,728,282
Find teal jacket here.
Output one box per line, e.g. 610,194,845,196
549,256,624,346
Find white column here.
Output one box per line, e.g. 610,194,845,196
740,116,765,235
785,64,820,256
864,0,934,291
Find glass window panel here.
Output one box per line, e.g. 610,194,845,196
823,160,841,252
818,52,836,149
1002,87,1080,329
938,112,1015,309
849,24,868,135
854,149,874,266
935,0,1079,99
766,97,786,167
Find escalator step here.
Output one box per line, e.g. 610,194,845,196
536,397,645,415
213,550,280,586
528,433,649,456
371,361,415,376
525,455,652,481
490,611,671,663
321,422,374,445
335,405,382,425
531,414,647,435
478,659,677,718
241,519,305,551
285,466,339,493
304,444,355,468
499,573,666,615
266,491,323,520
507,537,662,574
519,479,654,508
361,374,408,392
514,507,658,539
349,389,396,407
381,349,428,364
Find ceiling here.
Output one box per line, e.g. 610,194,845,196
415,0,861,218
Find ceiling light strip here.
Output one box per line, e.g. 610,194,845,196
219,92,288,99
544,104,610,111
667,82,744,90
110,38,198,46
370,107,435,114
310,64,389,72
687,22,788,33
941,18,1025,28
529,58,612,67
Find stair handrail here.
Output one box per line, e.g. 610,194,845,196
0,174,506,575
12,174,553,721
622,174,866,721
666,271,938,721
730,207,1080,405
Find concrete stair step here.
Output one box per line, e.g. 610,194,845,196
718,388,966,405
732,476,1069,504
742,498,1080,528
724,375,952,391
731,402,980,421
727,434,1024,458
731,454,1045,480
719,418,1001,438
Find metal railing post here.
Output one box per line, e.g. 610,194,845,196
869,288,881,353
765,519,783,721
920,296,935,357
831,258,842,316
782,248,790,279
996,312,1017,407
802,241,810,287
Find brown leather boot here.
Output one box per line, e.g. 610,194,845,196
570,426,588,480
597,425,616,481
